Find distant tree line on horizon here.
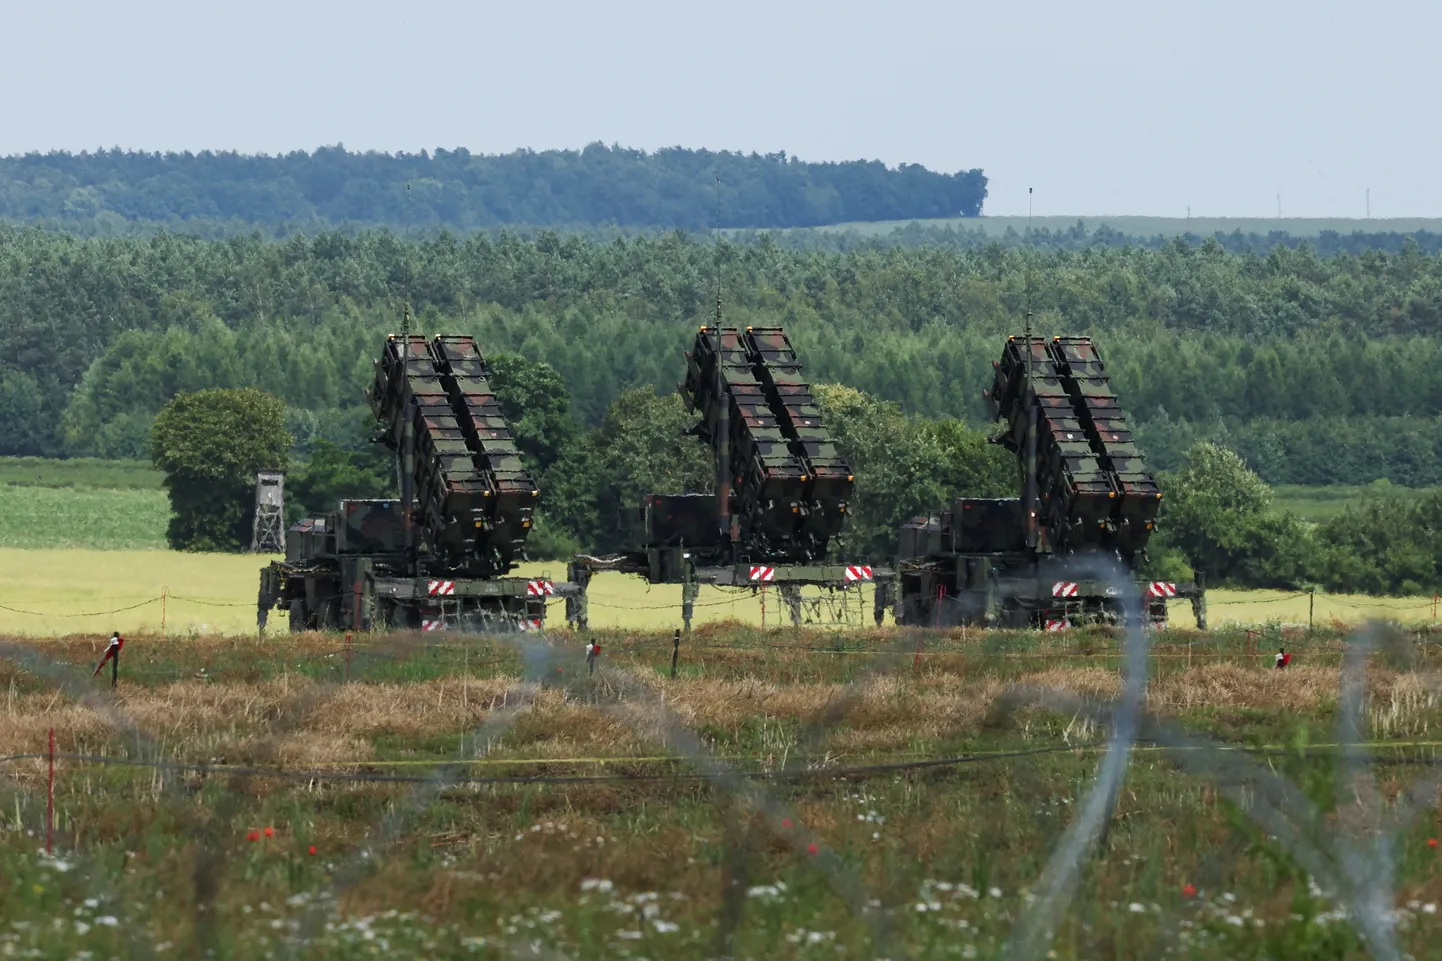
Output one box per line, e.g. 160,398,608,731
764,221,1442,257
0,144,988,231
11,203,1442,262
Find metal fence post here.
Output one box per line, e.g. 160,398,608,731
46,727,54,855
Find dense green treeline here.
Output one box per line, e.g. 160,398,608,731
1152,443,1442,596
5,226,1442,489
0,145,987,231
763,222,1442,257
16,205,1442,262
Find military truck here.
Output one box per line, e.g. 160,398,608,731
895,334,1204,630
258,330,577,633
567,325,893,629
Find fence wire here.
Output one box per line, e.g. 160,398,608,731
3,556,1442,959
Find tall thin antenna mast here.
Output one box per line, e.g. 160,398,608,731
1024,187,1034,339
1023,187,1038,553
712,173,733,556
714,175,722,326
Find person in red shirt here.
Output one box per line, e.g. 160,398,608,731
1275,647,1291,670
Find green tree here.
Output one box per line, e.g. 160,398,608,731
919,418,1014,502
0,371,61,457
1312,491,1442,595
485,353,579,478
814,385,1011,558
151,388,291,551
544,388,710,553
1156,442,1308,587
288,439,394,518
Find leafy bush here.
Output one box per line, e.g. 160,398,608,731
151,388,290,551
1155,442,1309,589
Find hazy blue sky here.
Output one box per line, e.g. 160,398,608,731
2,0,1437,218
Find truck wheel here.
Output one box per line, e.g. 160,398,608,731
289,600,307,632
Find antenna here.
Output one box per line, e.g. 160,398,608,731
712,173,734,556
1366,188,1371,219
1024,186,1033,343
401,302,412,339
1276,193,1282,219
714,174,723,326
1023,187,1038,553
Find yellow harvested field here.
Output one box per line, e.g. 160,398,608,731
0,549,865,636
1198,589,1437,628
0,548,1435,636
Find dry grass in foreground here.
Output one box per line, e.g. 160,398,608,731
6,626,1442,959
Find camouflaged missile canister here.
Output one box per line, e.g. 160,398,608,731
988,336,1115,552
984,334,1161,559
368,334,539,577
1046,336,1162,554
744,327,854,550
682,325,853,562
893,333,1194,632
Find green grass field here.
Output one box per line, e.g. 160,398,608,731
0,457,170,550
1272,481,1424,522
798,215,1442,239
4,475,1442,956
0,461,1434,634
0,487,170,550
0,548,1432,637
3,628,1442,957
0,456,162,489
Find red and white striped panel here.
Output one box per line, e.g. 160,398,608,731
1051,581,1079,597
1044,619,1069,632
749,566,776,582
427,580,455,596
1147,582,1177,597
844,565,874,582
526,580,555,596
518,618,543,632
420,619,442,632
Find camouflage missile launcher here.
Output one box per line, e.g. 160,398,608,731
258,328,576,634
569,324,891,631
368,333,538,577
897,335,1203,631
746,327,853,549
682,326,854,561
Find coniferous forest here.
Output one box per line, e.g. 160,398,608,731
5,219,1442,591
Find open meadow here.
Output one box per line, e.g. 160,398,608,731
0,548,1437,637
5,624,1442,958
6,466,1442,956
802,214,1442,239
2,462,1437,634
